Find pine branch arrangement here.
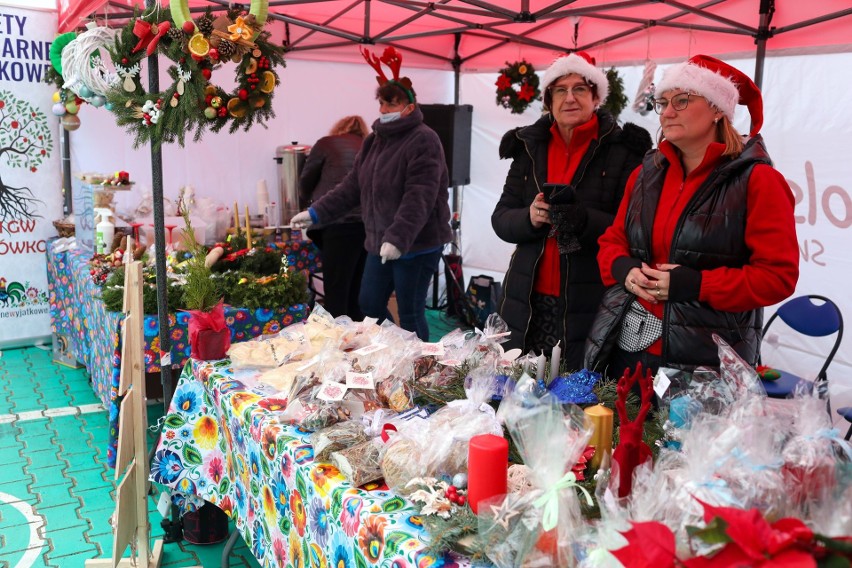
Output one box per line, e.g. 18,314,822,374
602,67,629,120
181,210,220,312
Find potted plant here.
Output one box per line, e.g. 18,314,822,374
181,210,230,360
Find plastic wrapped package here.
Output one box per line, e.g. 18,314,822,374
781,393,852,514
479,382,594,568
332,437,387,487
311,420,369,462
227,330,310,369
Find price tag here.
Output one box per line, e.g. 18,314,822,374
345,371,375,390
317,381,347,401
653,369,672,398
157,490,171,518
437,358,462,367
421,342,445,356
353,342,387,356
307,312,333,328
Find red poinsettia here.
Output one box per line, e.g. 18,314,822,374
517,83,536,102
495,73,512,90
612,499,852,568
571,445,596,482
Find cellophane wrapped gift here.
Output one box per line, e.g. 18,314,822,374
310,420,369,462
380,373,501,492
331,437,386,487
781,392,852,514
478,378,593,567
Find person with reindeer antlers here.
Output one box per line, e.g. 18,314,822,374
291,47,451,341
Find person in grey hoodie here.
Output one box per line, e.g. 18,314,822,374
291,52,451,340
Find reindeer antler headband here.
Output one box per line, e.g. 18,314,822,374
360,46,415,103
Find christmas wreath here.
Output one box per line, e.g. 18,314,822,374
495,60,541,114
106,0,284,149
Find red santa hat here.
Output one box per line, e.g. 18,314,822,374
656,54,763,136
541,51,609,103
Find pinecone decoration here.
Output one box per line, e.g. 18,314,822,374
166,26,184,43
197,15,214,36
217,39,236,59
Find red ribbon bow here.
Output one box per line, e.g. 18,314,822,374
132,19,172,56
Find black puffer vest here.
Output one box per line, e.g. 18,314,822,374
585,135,773,372
492,110,651,369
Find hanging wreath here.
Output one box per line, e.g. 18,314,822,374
495,60,541,115
105,0,284,149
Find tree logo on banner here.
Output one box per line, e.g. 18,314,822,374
0,90,52,222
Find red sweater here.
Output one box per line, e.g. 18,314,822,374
598,140,799,354
533,114,598,295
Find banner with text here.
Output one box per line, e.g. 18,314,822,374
0,6,60,347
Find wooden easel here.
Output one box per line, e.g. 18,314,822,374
87,254,165,567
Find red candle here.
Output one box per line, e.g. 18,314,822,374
467,433,508,513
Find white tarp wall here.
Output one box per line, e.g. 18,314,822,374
69,52,851,421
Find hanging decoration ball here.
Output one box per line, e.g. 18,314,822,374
65,100,79,115
203,106,217,119
52,102,67,116
52,91,61,103
210,96,223,109
89,95,106,108
104,102,113,111
61,114,81,131
78,85,93,98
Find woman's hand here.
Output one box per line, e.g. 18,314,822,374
529,192,551,228
625,262,678,303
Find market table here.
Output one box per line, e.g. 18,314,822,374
152,360,465,568
46,244,318,467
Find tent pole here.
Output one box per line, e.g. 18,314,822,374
753,0,775,90
146,0,181,545
451,33,461,247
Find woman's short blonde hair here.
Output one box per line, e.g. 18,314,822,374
330,115,369,138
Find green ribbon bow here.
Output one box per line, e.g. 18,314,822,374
532,471,594,531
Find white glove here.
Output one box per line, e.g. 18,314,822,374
380,242,402,264
290,210,313,229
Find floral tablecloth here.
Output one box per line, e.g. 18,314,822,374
152,361,465,568
46,246,313,467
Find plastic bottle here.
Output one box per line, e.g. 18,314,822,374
94,207,115,255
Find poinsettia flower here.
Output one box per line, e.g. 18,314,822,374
495,73,512,90
517,83,536,101
612,521,677,568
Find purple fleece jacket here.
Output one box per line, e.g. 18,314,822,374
310,107,452,256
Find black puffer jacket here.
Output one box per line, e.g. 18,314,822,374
491,110,651,369
299,133,364,227
585,135,773,372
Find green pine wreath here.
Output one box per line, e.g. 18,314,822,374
495,60,541,114
105,5,284,149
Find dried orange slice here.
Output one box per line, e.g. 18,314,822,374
188,33,210,57
227,97,248,118
260,71,275,93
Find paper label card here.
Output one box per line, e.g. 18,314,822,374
421,342,445,356
346,371,375,390
307,312,334,328
653,369,672,398
354,342,387,356
437,358,462,367
317,382,348,401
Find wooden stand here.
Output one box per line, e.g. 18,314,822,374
87,257,170,567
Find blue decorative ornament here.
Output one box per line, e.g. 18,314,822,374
78,85,93,98
547,369,602,405
89,95,106,108
104,102,114,111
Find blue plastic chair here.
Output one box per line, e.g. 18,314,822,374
759,295,843,404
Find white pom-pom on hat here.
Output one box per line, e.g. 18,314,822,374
541,51,609,103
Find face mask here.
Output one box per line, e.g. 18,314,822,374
379,111,402,124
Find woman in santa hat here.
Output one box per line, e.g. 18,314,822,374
585,55,799,376
492,52,652,371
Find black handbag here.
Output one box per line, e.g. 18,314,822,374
465,274,502,328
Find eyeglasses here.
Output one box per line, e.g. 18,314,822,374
549,84,592,99
653,93,704,114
